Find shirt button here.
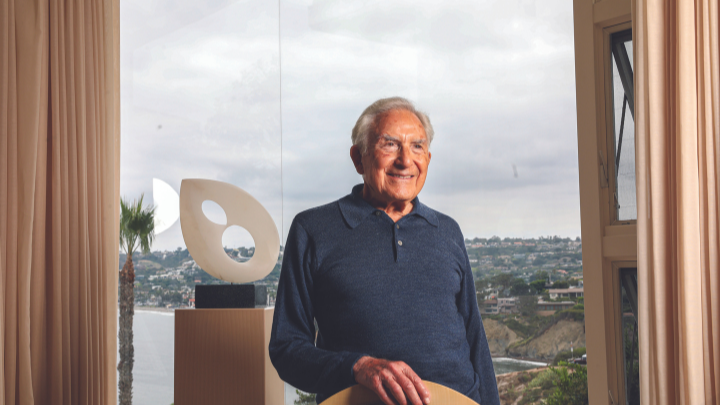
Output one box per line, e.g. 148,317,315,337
396,224,400,229
375,211,381,216
398,240,403,246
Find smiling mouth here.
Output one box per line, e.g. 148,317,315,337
388,174,414,179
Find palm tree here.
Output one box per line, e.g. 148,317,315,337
118,195,155,405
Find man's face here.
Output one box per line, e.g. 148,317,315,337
351,109,431,205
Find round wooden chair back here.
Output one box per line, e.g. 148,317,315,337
321,381,480,405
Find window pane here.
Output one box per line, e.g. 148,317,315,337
121,0,586,404
620,268,640,405
281,0,585,403
120,1,281,403
610,31,637,221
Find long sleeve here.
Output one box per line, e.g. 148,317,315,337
269,219,366,398
458,244,501,405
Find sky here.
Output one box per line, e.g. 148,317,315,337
120,0,581,251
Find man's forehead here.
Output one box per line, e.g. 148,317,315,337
373,109,427,141
379,133,427,143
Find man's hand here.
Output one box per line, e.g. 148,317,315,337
352,356,431,405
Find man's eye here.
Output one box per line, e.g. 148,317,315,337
381,142,398,151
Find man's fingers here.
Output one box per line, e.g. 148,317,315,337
395,373,424,405
382,373,408,405
404,369,431,404
371,376,398,405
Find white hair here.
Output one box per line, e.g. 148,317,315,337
351,97,434,154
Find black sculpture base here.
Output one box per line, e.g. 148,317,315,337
195,284,267,309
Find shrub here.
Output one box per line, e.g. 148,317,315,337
503,318,533,338
517,371,536,384
556,308,585,322
545,363,589,405
294,390,316,405
528,369,559,390
501,385,519,403
518,388,542,405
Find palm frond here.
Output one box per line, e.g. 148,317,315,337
119,194,156,255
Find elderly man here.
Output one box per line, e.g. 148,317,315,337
269,97,500,405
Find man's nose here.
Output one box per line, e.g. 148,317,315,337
395,145,412,167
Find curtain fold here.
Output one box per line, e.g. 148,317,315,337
1,0,120,404
635,0,720,404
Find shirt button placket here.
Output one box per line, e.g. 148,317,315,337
394,223,403,263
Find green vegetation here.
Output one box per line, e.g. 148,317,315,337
500,363,588,405
118,195,156,405
545,362,589,405
294,390,316,405
516,369,557,405
517,295,538,316
529,279,547,294
503,318,534,338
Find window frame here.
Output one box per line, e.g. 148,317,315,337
572,0,636,404
604,24,637,226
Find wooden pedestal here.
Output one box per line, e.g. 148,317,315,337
174,308,284,405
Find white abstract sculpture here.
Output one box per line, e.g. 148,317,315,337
179,179,280,283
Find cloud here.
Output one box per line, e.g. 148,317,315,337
120,0,581,251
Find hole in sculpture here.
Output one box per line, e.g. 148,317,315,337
201,200,227,225
222,225,256,261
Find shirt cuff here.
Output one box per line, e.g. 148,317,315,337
346,353,368,385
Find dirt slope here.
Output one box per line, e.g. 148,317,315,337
482,318,520,356
507,320,585,361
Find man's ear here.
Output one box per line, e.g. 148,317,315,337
350,145,365,175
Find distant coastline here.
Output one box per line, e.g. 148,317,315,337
134,306,175,313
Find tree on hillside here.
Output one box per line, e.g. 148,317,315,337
533,270,549,282
510,278,533,296
552,280,570,289
530,279,547,294
475,278,489,306
491,273,514,296
118,196,155,405
517,295,538,316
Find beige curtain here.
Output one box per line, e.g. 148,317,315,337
0,0,120,404
635,0,720,403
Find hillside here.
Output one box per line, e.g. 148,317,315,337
482,310,585,362
507,319,585,361
483,318,521,356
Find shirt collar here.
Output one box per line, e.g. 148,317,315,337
338,183,438,228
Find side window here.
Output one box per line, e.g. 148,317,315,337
609,30,636,222
619,267,639,405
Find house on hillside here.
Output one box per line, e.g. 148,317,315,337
549,287,584,300
536,300,575,316
498,297,518,314
481,299,498,314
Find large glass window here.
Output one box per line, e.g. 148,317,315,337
121,1,584,404
120,2,281,404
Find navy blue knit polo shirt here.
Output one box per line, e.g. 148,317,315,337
269,184,500,405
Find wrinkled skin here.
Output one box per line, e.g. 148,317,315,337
350,108,431,223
